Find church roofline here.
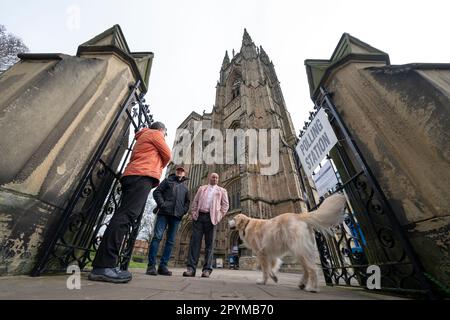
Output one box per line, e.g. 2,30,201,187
178,111,203,129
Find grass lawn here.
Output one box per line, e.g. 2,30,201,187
84,250,147,269
128,260,147,269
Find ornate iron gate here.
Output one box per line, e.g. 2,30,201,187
299,87,434,298
32,80,153,276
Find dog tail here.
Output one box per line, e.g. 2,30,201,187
298,193,347,234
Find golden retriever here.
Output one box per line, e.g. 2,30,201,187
228,193,347,292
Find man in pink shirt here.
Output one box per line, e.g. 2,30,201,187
183,173,229,278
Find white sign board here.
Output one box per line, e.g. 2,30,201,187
312,161,339,197
296,108,338,177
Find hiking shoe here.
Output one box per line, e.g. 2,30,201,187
182,268,196,277
88,267,132,283
157,265,172,276
201,270,211,278
146,265,157,276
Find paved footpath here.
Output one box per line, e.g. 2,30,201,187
0,267,406,300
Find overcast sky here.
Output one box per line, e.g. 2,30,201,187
1,0,449,148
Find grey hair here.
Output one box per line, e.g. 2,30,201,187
150,121,166,130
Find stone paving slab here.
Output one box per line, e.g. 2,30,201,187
0,268,406,300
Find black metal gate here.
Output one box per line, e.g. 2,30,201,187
32,80,153,276
298,87,434,299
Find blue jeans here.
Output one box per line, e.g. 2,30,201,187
148,214,181,268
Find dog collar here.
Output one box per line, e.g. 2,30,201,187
242,219,250,237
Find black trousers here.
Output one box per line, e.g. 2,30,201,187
92,175,158,268
187,212,216,272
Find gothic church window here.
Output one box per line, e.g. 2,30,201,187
227,180,241,211
227,70,242,104
231,78,241,99
228,121,243,166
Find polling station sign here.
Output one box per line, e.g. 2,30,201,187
296,108,338,177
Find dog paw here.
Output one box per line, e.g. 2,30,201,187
256,279,266,285
269,272,278,283
304,285,319,293
299,283,305,290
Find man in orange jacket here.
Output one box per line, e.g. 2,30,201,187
89,121,171,283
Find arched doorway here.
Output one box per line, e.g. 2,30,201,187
229,230,242,269
175,220,192,266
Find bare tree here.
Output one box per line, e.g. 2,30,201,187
137,191,158,243
0,24,29,73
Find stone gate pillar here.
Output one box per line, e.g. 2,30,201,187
0,25,153,275
305,33,450,290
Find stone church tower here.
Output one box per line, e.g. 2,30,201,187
169,29,307,269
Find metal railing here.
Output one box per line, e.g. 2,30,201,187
32,80,153,276
295,87,435,299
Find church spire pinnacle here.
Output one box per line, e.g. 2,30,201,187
222,50,230,65
241,28,257,59
242,28,253,46
221,50,230,72
259,45,270,64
